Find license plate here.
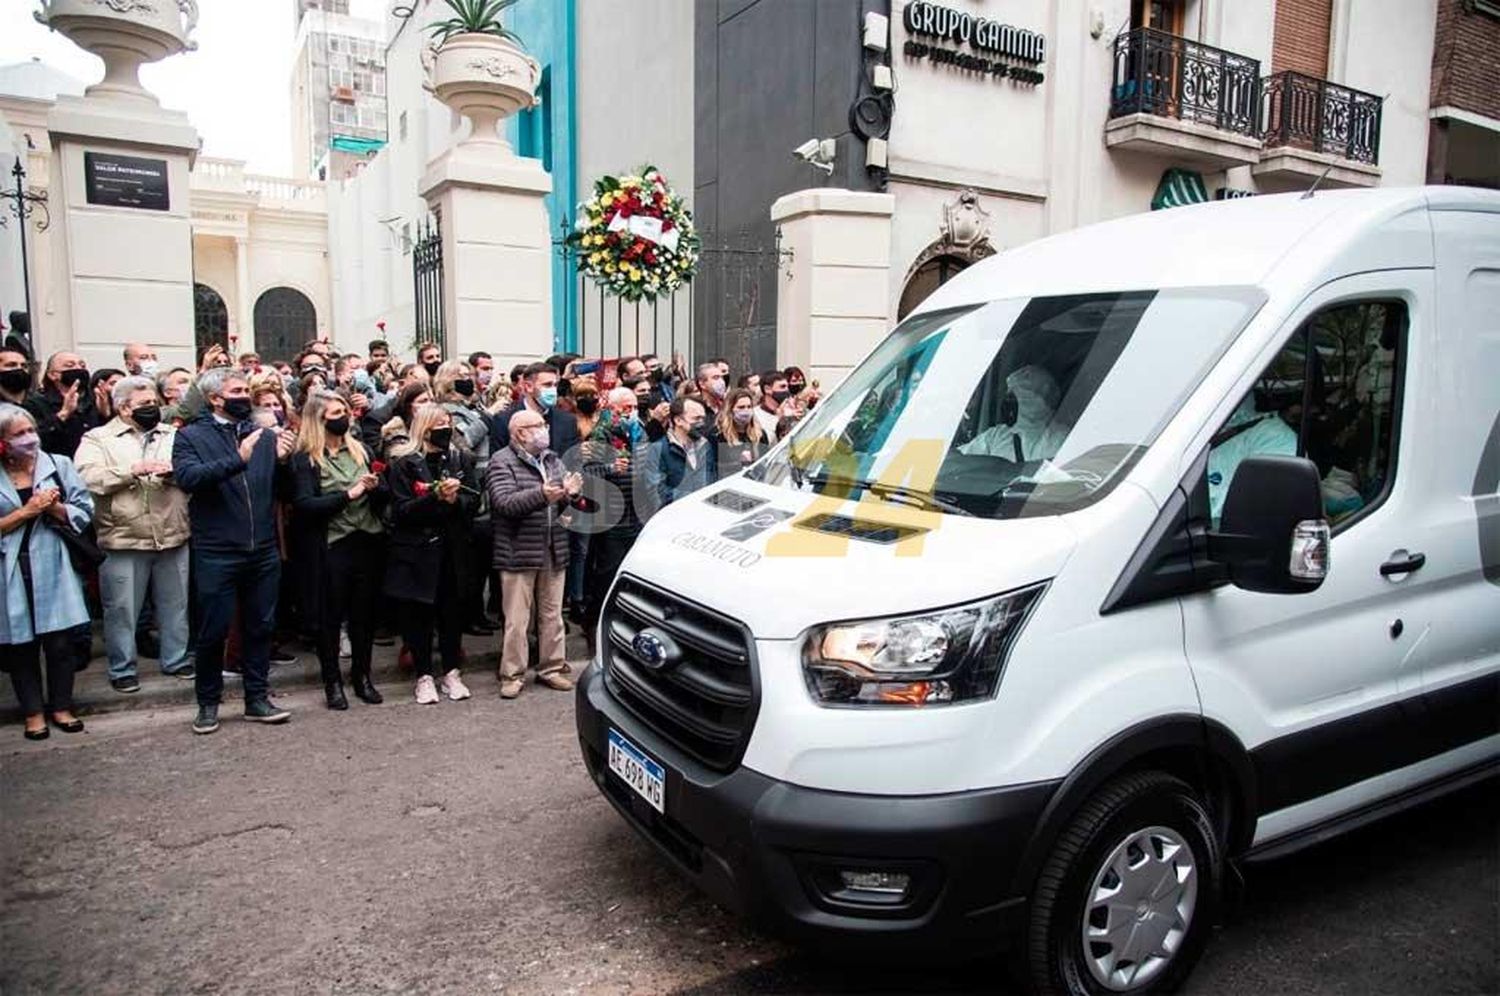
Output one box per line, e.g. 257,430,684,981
608,729,665,813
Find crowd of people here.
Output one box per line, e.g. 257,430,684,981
0,335,820,738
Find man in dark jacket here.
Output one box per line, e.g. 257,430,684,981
644,397,717,515
488,408,586,699
26,351,101,456
489,362,581,468
172,368,296,734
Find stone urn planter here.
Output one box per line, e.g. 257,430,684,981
422,32,540,151
35,0,198,105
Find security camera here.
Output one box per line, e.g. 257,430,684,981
792,138,837,175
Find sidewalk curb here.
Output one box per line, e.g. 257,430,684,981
1,630,591,722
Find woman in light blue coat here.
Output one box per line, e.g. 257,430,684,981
0,403,94,740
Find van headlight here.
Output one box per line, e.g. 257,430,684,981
802,584,1046,707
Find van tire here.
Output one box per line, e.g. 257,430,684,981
1022,771,1221,995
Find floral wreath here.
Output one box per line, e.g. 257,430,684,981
566,166,700,303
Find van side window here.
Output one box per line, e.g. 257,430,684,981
1207,300,1406,529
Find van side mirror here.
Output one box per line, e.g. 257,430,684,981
1208,456,1329,594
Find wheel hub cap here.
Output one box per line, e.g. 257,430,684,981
1080,824,1198,991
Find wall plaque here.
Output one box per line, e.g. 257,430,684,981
84,152,170,211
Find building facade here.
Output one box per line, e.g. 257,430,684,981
0,62,334,370
1427,0,1500,188
290,4,389,182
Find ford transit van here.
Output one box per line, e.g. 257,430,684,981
575,187,1500,994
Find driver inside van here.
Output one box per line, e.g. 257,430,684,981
958,365,1071,463
1207,393,1297,520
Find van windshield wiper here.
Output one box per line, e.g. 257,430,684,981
804,474,974,517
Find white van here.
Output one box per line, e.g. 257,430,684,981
575,187,1500,994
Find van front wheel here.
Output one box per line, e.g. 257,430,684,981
1023,771,1222,995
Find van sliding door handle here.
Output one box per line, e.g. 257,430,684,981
1379,552,1426,577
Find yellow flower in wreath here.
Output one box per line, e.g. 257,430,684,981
629,270,642,282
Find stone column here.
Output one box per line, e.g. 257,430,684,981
234,236,252,353
417,33,552,372
36,0,201,372
771,189,894,391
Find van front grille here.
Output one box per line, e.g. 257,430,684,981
601,576,758,772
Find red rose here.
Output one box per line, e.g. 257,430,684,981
371,460,387,475
644,250,657,265
662,219,674,232
413,480,431,497
610,436,626,451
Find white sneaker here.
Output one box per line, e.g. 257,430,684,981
414,675,439,705
339,627,352,660
441,669,471,701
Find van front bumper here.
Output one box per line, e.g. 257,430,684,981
576,663,1059,954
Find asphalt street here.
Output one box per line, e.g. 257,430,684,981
1,658,1496,996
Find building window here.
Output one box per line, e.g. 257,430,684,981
193,283,229,357
253,287,317,363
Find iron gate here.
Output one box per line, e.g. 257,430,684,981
558,226,786,372
412,216,445,353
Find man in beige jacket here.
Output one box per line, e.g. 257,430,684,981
75,375,193,693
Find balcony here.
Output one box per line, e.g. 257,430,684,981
1255,71,1383,188
1106,28,1263,169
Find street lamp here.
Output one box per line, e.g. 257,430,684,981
1,156,50,339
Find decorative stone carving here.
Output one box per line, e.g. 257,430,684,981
421,32,541,151
939,188,992,252
35,0,198,104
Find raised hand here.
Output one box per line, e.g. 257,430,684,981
237,428,265,464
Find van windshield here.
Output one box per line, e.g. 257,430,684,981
748,288,1265,518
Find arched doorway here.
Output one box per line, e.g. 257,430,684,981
193,283,229,358
253,287,316,363
898,253,971,320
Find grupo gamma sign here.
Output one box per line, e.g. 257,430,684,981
84,152,170,211
902,0,1046,86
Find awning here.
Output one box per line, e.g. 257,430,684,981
330,135,386,155
1151,168,1209,210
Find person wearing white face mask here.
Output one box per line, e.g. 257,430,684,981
488,408,589,699
0,403,95,740
958,364,1071,463
123,341,160,380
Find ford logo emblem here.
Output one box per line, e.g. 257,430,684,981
631,629,677,672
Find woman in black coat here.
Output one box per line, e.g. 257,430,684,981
289,391,388,710
382,403,480,705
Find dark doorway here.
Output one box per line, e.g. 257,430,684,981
194,283,229,359
253,287,316,363
898,254,970,320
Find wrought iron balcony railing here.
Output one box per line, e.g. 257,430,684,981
1110,28,1262,138
1262,70,1382,166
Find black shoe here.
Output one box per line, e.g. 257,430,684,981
23,725,49,741
110,675,141,694
324,680,349,711
351,671,383,705
243,698,291,724
167,665,196,680
49,715,85,733
269,648,298,666
192,705,220,735
465,623,495,637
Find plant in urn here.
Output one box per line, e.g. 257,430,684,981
35,0,199,106
422,0,540,153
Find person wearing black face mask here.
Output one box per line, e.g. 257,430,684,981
755,370,794,444
25,351,101,458
172,368,298,734
644,397,717,514
435,359,497,635
383,405,480,705
289,391,387,710
75,377,194,694
417,341,443,380
0,348,33,407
